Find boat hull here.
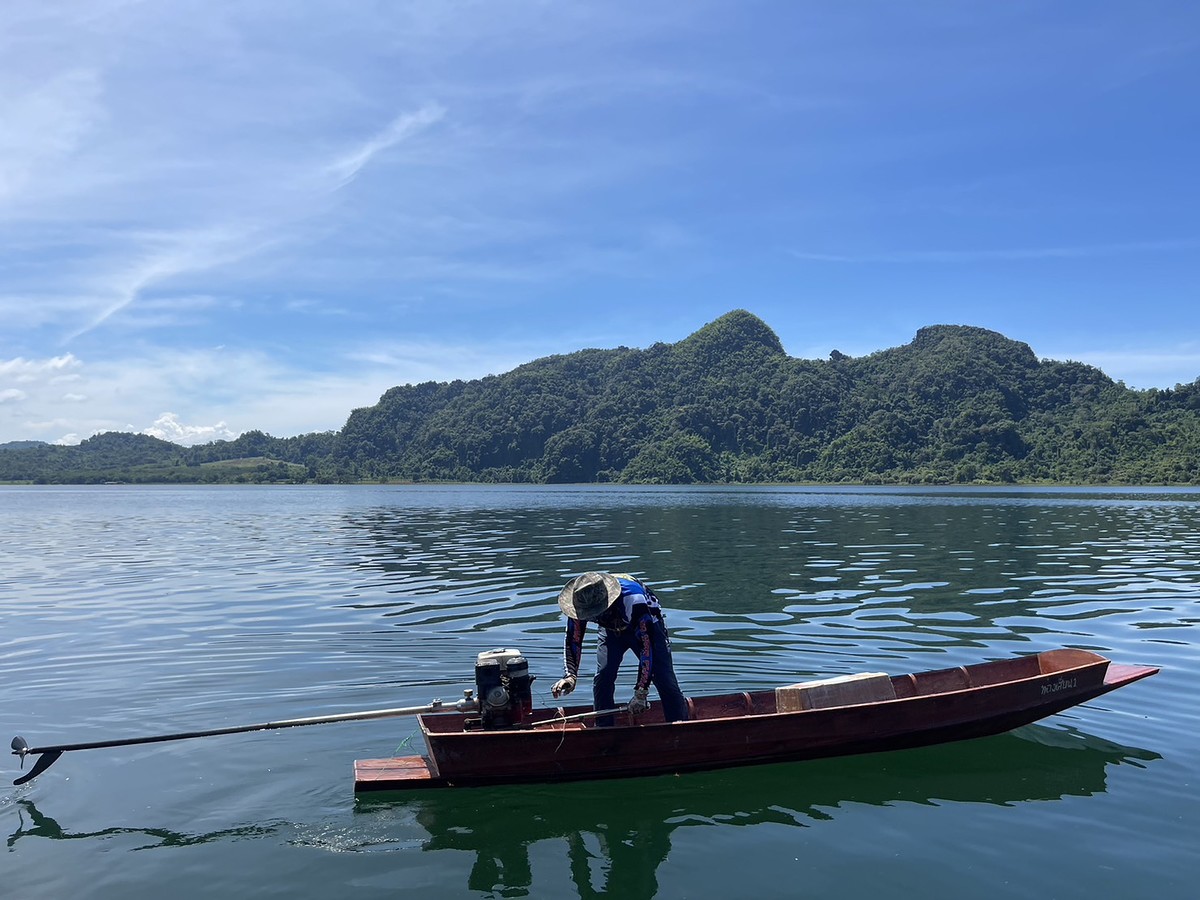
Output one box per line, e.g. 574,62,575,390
354,649,1157,791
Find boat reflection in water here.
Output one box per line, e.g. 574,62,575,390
356,724,1160,899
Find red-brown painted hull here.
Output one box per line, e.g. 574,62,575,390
354,649,1157,791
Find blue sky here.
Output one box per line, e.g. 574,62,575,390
2,2,1198,446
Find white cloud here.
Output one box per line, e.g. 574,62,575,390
1,0,1197,447
141,413,239,445
326,103,447,188
0,329,572,446
0,354,82,379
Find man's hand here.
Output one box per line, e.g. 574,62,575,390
552,675,577,698
628,687,650,714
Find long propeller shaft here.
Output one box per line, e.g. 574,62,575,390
11,694,478,786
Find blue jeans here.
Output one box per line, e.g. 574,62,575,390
593,617,689,724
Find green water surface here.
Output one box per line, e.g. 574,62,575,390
1,485,1195,898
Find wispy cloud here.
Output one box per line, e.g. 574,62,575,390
789,238,1200,264
326,103,447,188
6,90,448,343
3,0,1199,447
347,336,548,385
63,225,267,341
0,68,104,208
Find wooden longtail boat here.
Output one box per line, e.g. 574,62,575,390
354,648,1158,791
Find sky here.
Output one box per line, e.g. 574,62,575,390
2,1,1199,446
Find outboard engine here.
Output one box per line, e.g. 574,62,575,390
474,648,534,730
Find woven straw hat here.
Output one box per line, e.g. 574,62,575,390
557,572,622,620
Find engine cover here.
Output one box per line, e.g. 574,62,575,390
474,647,533,730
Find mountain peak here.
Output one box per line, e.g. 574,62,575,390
909,324,1038,365
679,310,785,357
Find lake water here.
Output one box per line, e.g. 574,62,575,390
1,484,1197,899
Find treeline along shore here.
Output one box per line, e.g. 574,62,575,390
3,311,1199,486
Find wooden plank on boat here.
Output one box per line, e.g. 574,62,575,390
775,671,896,711
354,755,447,792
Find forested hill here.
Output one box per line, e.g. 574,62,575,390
4,310,1200,484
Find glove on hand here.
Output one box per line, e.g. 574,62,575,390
628,687,650,715
552,675,577,698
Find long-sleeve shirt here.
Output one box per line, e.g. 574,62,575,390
562,574,664,691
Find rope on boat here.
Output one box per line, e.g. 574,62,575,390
393,731,418,755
